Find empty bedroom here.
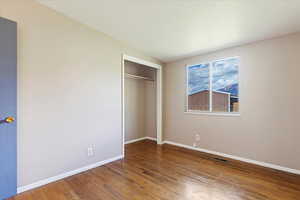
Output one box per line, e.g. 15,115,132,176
0,0,300,199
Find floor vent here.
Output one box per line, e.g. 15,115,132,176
213,157,228,163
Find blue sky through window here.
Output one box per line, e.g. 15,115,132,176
187,58,238,96
188,63,209,95
212,58,238,96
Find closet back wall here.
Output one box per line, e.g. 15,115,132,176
125,77,146,141
125,61,157,142
0,0,161,188
145,80,157,139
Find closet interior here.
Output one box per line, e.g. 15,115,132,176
124,60,157,144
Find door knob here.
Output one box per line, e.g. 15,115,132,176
0,116,15,124
5,117,15,123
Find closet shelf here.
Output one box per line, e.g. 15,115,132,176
125,73,154,81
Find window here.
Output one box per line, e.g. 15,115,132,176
187,57,239,114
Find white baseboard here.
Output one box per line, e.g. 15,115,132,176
163,140,300,175
20,139,297,195
125,136,157,144
17,155,124,194
125,137,147,144
145,136,157,141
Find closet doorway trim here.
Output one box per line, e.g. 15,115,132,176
121,54,163,157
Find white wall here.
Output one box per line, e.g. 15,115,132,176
164,33,300,171
0,0,161,187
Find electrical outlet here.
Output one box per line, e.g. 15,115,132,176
87,147,91,157
87,146,95,157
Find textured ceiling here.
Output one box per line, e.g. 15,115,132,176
37,0,300,62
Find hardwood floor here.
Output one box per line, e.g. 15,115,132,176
10,140,300,200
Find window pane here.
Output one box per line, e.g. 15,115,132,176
187,64,210,111
212,58,239,112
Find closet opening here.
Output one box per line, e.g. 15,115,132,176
122,55,162,157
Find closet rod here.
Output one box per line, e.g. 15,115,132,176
125,73,154,81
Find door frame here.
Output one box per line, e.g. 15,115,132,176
121,54,163,156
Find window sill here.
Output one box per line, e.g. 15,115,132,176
184,111,240,117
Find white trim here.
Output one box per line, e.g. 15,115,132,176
185,111,240,117
17,155,124,194
125,137,157,145
121,56,125,157
156,68,163,144
163,140,300,175
123,55,161,69
17,140,300,194
145,136,157,141
122,54,163,149
125,137,148,144
186,56,240,69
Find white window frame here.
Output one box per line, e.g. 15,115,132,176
185,57,240,116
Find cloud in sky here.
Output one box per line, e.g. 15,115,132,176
188,63,209,94
188,58,239,96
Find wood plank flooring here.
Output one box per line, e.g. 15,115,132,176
10,140,300,200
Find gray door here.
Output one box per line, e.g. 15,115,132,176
0,17,17,199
